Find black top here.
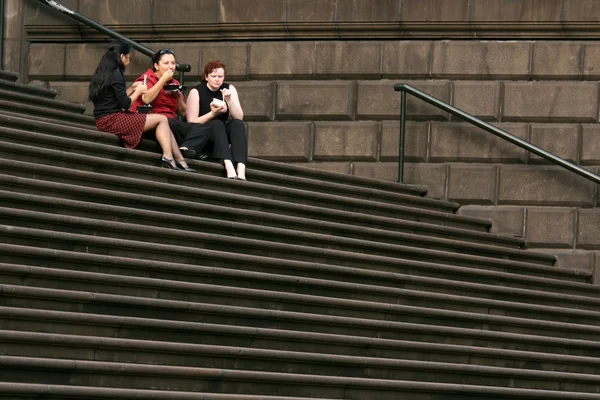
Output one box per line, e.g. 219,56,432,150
193,81,230,123
92,69,132,119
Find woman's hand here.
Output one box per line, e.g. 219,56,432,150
210,102,227,115
221,88,231,102
135,84,148,95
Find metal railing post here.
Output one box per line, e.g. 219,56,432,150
398,91,406,184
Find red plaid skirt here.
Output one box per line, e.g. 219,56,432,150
96,111,147,148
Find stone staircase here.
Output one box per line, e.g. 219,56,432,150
1,70,600,399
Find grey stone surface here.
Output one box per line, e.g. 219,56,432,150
563,0,600,22
503,82,599,123
471,0,561,22
276,81,356,120
201,43,248,81
28,44,66,80
219,0,285,22
315,41,382,79
448,164,498,204
403,163,448,200
357,80,450,120
528,124,580,164
380,121,429,162
23,0,79,26
581,124,600,165
290,162,352,175
531,42,583,80
49,81,89,106
78,0,152,25
498,166,596,207
429,122,528,163
235,81,275,121
452,81,501,121
65,44,106,80
247,121,312,161
432,41,531,79
457,206,525,237
249,42,315,79
577,209,600,249
400,0,471,22
153,0,219,24
336,0,399,21
5,0,24,40
382,41,432,79
525,207,576,248
286,0,337,22
314,121,379,161
582,43,600,80
551,250,593,273
353,161,398,182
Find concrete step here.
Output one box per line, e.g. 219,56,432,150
1,332,600,393
0,79,60,99
2,354,600,398
0,221,576,289
0,88,86,114
0,191,553,265
2,306,599,373
2,281,599,342
1,262,599,333
0,123,457,213
0,244,593,310
0,70,18,82
0,99,94,127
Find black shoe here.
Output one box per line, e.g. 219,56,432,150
235,177,247,181
194,153,209,161
161,156,176,169
179,148,197,159
175,160,196,172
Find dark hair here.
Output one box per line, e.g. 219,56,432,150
152,48,175,72
89,39,132,102
203,60,226,77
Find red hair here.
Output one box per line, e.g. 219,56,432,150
203,60,226,77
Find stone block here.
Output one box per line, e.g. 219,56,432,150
382,41,432,79
315,41,382,79
357,80,451,120
353,162,398,182
336,0,399,21
525,207,576,248
471,0,561,22
3,40,22,78
400,0,471,21
49,81,90,105
581,124,600,165
563,0,600,22
153,0,218,24
502,82,599,123
249,42,315,79
23,0,79,26
429,122,528,163
276,81,356,120
448,164,498,205
314,121,378,161
498,166,596,207
551,250,593,273
457,206,525,237
532,42,583,80
582,43,600,80
403,163,448,200
380,121,429,162
201,43,248,81
452,81,501,121
432,41,531,79
529,124,580,164
286,0,336,22
247,121,312,161
234,81,275,121
65,44,106,81
290,162,352,175
28,43,65,80
78,0,152,25
219,0,285,22
5,0,24,40
577,210,600,249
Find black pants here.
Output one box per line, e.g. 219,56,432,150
204,119,248,165
170,119,232,161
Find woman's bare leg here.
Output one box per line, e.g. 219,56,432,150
143,114,173,163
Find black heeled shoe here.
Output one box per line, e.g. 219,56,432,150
161,156,177,169
175,160,196,172
179,148,197,159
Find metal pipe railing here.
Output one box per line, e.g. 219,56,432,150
394,83,600,185
34,0,191,83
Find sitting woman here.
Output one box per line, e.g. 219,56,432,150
186,60,248,181
89,39,189,170
130,49,237,178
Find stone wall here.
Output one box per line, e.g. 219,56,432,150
8,0,600,278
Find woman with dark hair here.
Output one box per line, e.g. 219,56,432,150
186,60,248,181
130,49,237,177
89,40,191,170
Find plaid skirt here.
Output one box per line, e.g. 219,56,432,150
96,111,147,148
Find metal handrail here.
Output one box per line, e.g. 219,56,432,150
394,83,600,186
34,0,191,83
